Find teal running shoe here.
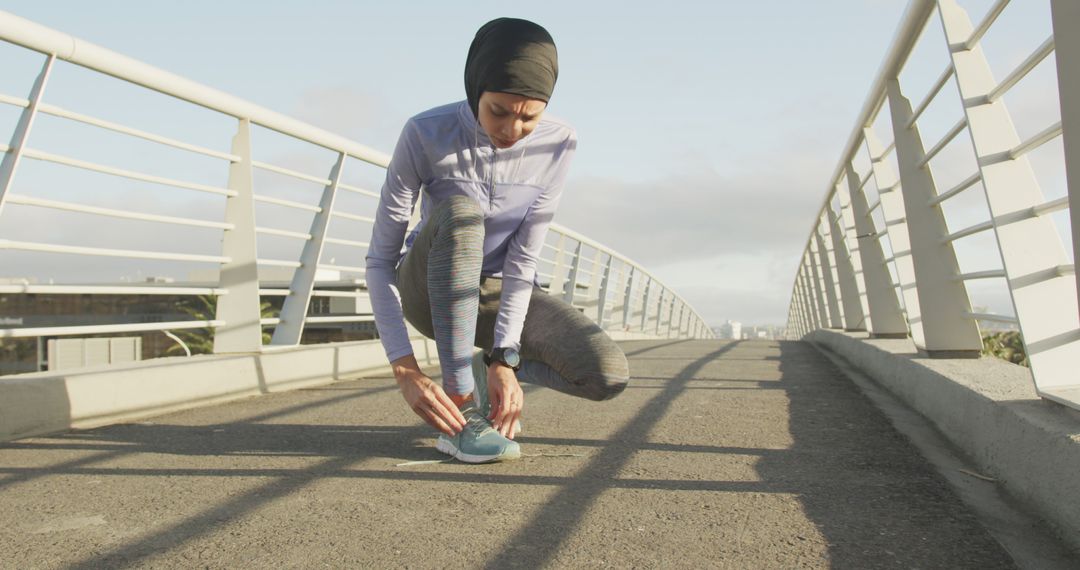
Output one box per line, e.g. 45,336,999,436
436,404,521,464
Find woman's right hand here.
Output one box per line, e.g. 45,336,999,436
392,355,466,437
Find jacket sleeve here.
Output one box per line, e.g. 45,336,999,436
365,120,424,362
493,129,577,351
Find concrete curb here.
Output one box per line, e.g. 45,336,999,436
0,337,439,442
807,330,1080,551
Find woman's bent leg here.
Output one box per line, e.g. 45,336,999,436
475,277,630,401
395,195,484,396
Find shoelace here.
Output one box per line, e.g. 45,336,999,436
461,407,496,436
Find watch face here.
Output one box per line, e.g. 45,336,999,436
504,348,521,367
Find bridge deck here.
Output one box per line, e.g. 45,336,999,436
1,340,1015,568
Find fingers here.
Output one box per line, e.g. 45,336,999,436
414,404,456,437
493,390,523,439
407,387,465,436
433,387,467,427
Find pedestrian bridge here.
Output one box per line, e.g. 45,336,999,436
2,1,1079,567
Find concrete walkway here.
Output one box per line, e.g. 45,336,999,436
1,340,1019,568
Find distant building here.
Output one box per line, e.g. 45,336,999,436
718,320,742,340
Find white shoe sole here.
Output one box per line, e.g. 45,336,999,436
435,437,521,464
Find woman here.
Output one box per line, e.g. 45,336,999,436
365,18,629,464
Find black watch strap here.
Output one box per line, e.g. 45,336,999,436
484,347,521,371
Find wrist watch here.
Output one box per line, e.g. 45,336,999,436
484,346,522,371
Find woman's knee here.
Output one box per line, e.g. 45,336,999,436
569,345,630,401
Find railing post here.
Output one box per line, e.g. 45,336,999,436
845,161,907,337
864,128,917,336
939,0,1080,389
586,248,603,321
1053,0,1080,326
214,118,263,354
596,255,613,327
801,254,823,331
886,79,981,356
827,198,866,331
562,241,582,305
622,266,634,331
666,296,677,337
271,152,345,346
0,54,54,219
640,277,652,332
547,233,568,296
812,229,842,328
654,288,665,335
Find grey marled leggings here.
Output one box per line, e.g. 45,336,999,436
395,195,629,400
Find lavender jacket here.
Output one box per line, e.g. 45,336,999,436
364,100,577,363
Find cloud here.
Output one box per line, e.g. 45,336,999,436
557,145,828,260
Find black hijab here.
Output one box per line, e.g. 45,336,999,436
464,18,559,120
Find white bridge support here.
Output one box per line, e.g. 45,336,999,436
785,0,1080,410
887,79,982,356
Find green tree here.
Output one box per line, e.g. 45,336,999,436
164,295,274,356
981,331,1028,367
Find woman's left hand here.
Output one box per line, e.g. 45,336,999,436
487,363,523,439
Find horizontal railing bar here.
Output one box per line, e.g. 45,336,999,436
313,289,365,297
252,161,331,186
323,236,369,248
0,92,29,108
330,211,375,223
305,315,376,324
4,193,234,230
963,311,1018,324
942,220,995,244
21,147,237,197
1030,195,1070,217
929,172,982,206
965,0,1011,50
877,182,899,194
872,140,897,162
0,319,224,339
0,284,228,295
252,194,322,213
986,36,1055,103
0,239,228,263
886,217,907,227
258,289,366,298
858,170,874,189
256,259,302,268
0,99,239,162
907,64,955,128
918,118,967,167
954,269,1006,281
542,243,559,252
536,271,554,280
317,263,366,273
260,318,281,326
36,101,240,162
255,226,312,240
1009,121,1062,159
337,182,379,199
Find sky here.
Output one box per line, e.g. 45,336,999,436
0,0,1065,328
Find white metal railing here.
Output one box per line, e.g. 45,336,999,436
0,11,711,373
785,0,1080,411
